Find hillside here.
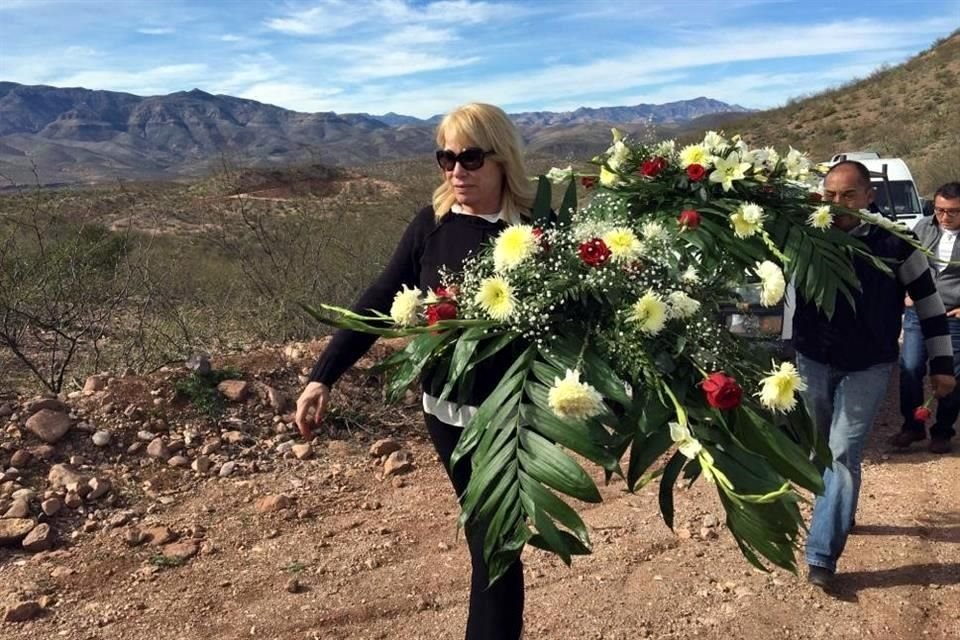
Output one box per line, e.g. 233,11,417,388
718,31,960,194
0,84,746,186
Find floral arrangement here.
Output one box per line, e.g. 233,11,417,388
308,129,890,583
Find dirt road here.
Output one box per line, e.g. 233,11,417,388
3,376,958,640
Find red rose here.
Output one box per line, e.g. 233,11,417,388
686,164,706,182
701,372,743,410
640,156,668,177
913,405,932,422
580,176,597,189
578,238,611,267
678,209,701,230
532,227,550,252
426,302,458,326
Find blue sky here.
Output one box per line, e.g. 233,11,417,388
1,0,957,117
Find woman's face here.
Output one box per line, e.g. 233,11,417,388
439,134,504,216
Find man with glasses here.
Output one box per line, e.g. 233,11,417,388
894,182,960,454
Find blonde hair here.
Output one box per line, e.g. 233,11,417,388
431,103,534,224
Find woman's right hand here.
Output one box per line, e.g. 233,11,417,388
295,381,331,440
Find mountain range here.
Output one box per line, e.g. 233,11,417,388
0,81,750,184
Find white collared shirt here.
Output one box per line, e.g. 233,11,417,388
936,228,959,272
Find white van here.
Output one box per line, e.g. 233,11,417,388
828,152,925,229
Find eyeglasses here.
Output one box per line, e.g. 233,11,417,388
435,147,495,171
935,207,960,217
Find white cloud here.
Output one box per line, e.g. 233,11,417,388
137,27,175,35
264,0,517,35
53,64,209,95
239,82,344,111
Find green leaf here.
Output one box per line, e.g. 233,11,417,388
439,327,484,401
557,177,577,227
521,403,619,472
657,451,686,530
518,429,601,503
627,428,673,491
519,470,590,546
532,176,553,227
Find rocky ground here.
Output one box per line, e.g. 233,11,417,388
1,340,958,639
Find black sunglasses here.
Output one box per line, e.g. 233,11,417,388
435,147,495,171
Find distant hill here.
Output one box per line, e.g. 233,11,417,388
711,30,960,194
0,82,749,185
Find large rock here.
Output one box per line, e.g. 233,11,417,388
21,523,54,552
142,526,177,546
217,380,250,402
83,375,108,394
384,450,414,477
3,499,30,519
146,438,170,460
25,410,72,444
255,495,292,513
0,518,35,546
87,478,112,500
25,397,67,415
10,449,31,468
47,464,87,490
162,540,199,561
262,385,293,413
369,438,402,458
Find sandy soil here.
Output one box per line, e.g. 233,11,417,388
2,370,958,640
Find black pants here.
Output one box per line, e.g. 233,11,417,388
424,412,524,640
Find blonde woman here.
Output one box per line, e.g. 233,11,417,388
296,103,534,639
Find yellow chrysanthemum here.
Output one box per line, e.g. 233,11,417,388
602,227,642,263
494,225,539,272
729,202,765,239
757,361,807,413
474,276,516,321
679,144,710,168
808,205,833,230
547,369,605,420
389,285,422,327
628,290,667,335
754,260,786,307
600,165,621,187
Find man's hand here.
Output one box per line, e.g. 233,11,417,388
930,374,956,399
946,308,960,318
904,295,914,307
294,382,331,440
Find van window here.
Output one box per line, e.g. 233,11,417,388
871,180,921,217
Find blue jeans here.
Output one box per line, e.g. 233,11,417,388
898,308,960,439
797,353,893,572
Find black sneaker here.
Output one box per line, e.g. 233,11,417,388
807,565,835,589
889,430,925,448
929,436,952,454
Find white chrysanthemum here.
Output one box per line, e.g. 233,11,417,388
729,202,765,238
757,361,807,413
808,205,833,230
679,143,710,168
493,225,539,272
602,227,643,263
702,130,729,153
389,285,422,327
474,277,516,321
709,153,751,192
653,139,676,158
669,421,703,459
681,265,700,284
548,369,605,420
755,260,786,307
641,221,667,242
545,165,574,184
629,290,668,336
667,291,701,319
784,147,811,179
